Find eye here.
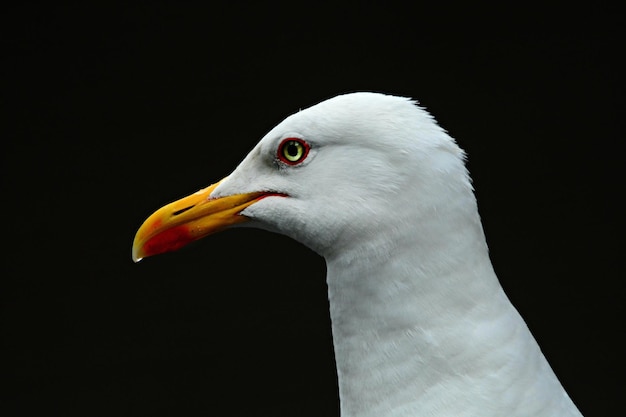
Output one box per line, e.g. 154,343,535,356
277,138,310,165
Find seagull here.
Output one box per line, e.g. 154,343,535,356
132,92,583,417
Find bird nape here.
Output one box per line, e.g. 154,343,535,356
132,92,583,417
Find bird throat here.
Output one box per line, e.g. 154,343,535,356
324,227,510,416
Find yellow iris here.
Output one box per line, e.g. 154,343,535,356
282,140,305,162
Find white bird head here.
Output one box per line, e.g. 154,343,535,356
132,92,474,261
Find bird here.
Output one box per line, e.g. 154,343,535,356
132,92,583,417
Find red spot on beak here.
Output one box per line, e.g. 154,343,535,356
142,224,194,258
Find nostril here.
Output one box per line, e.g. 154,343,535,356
172,206,194,216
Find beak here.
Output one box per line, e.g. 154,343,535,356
132,178,264,262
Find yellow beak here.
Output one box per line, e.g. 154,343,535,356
132,178,264,262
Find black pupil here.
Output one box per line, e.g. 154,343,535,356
286,142,299,157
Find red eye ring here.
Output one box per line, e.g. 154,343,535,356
277,138,310,165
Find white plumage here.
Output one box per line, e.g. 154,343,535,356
133,92,583,416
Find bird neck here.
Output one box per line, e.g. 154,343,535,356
324,210,578,417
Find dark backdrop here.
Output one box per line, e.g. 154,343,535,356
2,3,623,416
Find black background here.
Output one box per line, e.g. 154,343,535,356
2,3,623,416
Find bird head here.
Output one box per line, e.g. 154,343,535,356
132,92,471,262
